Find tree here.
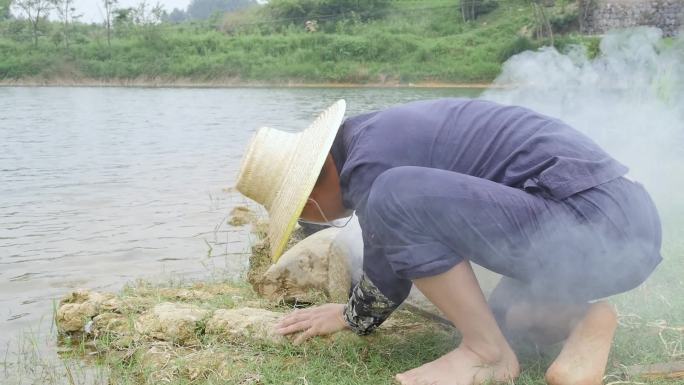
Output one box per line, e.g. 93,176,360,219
167,7,187,23
187,0,256,21
131,0,165,26
103,0,117,48
113,6,133,26
12,0,52,46
265,0,391,26
1,0,12,20
50,0,81,49
529,0,554,44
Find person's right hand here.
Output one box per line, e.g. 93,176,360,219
275,303,349,345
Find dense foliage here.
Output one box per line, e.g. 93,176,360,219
264,0,392,25
0,0,10,20
0,0,592,84
187,0,257,21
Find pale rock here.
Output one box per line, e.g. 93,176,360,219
228,206,255,227
135,302,210,345
56,302,98,333
256,227,352,303
158,288,215,301
139,342,179,384
205,307,285,344
91,312,130,336
190,283,242,296
140,343,237,382
182,350,232,381
55,289,118,333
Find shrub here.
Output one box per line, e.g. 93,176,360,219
461,0,499,22
549,9,579,33
264,0,391,27
498,35,538,62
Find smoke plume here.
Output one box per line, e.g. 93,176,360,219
483,27,684,213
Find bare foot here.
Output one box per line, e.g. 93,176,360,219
505,302,588,346
395,343,520,385
545,302,617,385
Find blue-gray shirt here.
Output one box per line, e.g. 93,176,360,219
333,98,628,334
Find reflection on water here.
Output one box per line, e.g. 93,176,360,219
0,86,479,382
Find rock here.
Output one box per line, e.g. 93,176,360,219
205,307,285,344
100,297,124,313
229,206,255,227
182,350,233,381
135,302,210,345
329,216,364,286
190,282,243,296
139,343,236,383
154,285,244,302
57,302,98,333
158,288,215,301
139,342,179,383
55,289,119,333
256,227,352,303
91,312,130,336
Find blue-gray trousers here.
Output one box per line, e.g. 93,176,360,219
363,166,663,308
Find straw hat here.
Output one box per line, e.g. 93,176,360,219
236,100,346,261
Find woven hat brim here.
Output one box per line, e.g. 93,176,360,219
267,100,346,260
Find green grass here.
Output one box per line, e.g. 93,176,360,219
48,264,684,385
3,209,676,384
50,279,458,385
0,0,594,84
610,211,684,371
44,209,684,385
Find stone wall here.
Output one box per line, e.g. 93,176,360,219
580,0,683,36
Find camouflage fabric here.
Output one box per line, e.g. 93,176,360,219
343,274,399,335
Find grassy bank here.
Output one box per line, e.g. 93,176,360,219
0,0,592,85
0,77,498,88
50,249,684,385
45,209,684,385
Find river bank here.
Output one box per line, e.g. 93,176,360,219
1,0,597,87
0,77,496,89
46,210,684,385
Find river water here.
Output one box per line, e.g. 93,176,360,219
0,86,479,383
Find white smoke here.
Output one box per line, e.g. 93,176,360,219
483,27,684,212
335,28,682,303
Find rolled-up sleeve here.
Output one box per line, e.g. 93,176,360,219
343,227,412,335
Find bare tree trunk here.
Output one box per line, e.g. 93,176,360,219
104,0,113,50
530,0,553,43
32,20,38,46
15,0,51,47
64,18,69,49
61,2,69,49
538,3,554,44
106,13,111,48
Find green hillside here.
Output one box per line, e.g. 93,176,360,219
0,0,592,84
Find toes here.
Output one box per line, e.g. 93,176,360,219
394,373,410,385
395,371,417,385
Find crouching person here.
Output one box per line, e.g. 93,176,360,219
236,99,662,385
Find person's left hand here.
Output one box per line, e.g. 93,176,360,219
275,303,349,345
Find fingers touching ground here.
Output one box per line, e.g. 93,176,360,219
275,309,312,336
274,304,348,345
